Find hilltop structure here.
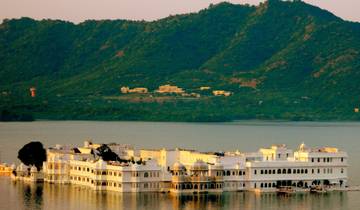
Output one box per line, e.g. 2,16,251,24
213,90,231,97
10,141,348,194
120,87,148,94
156,85,184,94
29,87,36,97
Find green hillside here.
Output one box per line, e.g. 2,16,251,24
1,0,360,122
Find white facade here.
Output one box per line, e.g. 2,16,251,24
14,142,348,194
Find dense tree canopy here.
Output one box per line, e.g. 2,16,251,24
17,141,47,170
95,144,129,163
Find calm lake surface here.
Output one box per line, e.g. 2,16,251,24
1,120,360,210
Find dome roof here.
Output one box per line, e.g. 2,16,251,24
11,164,16,170
30,165,37,172
172,162,186,171
17,163,28,172
191,160,208,171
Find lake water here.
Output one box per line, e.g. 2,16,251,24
1,120,360,210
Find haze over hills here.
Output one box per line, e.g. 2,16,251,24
1,0,360,121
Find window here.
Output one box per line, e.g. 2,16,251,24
341,158,344,162
311,158,314,162
254,170,257,175
261,170,264,174
144,172,149,178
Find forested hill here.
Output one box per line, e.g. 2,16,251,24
1,0,360,122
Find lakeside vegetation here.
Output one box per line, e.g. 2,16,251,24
1,0,360,122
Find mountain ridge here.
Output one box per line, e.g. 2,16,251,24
1,0,360,121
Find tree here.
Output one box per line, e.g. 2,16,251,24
95,144,120,161
18,141,47,170
95,144,130,163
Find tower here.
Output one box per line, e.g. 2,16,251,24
29,87,36,97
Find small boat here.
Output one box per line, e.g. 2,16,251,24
310,186,327,193
277,186,295,195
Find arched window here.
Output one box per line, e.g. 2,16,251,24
282,169,287,174
277,169,281,174
144,172,149,177
288,169,292,174
227,171,231,176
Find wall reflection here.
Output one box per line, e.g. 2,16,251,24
1,178,351,210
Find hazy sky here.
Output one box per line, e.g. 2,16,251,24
0,0,359,23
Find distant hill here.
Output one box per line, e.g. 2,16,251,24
1,0,360,122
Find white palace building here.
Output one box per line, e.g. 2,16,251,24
11,141,348,194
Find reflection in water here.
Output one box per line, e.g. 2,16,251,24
9,180,44,210
0,177,354,210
